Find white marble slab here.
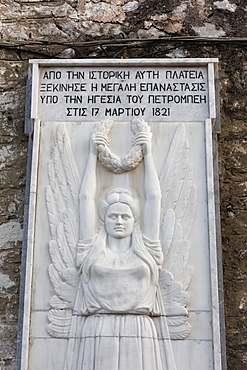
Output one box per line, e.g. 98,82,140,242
171,340,214,370
21,59,221,370
29,339,68,370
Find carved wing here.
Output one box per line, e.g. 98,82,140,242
159,124,197,339
46,124,80,338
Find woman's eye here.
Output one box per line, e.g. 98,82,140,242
109,214,117,220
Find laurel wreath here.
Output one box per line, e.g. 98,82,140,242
94,119,150,174
98,145,143,174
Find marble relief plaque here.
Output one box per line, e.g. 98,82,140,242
21,59,221,370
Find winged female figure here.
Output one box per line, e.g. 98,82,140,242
47,120,195,370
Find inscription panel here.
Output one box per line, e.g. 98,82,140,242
38,66,209,121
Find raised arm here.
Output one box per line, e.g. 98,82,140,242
79,132,109,240
134,132,161,240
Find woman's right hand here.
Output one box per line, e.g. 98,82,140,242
91,132,109,155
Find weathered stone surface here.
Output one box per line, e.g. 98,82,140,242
0,0,246,369
84,2,126,23
193,23,226,37
0,0,245,41
0,222,23,369
214,0,237,12
122,1,139,12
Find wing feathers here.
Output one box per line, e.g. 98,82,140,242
168,323,191,339
160,124,185,186
49,265,77,304
161,209,175,260
50,295,73,309
47,309,72,338
159,123,196,340
182,185,197,240
167,315,188,327
164,224,183,272
175,165,194,223
47,160,66,221
46,185,59,240
172,240,189,282
56,222,75,268
57,125,80,209
63,211,78,259
46,124,81,338
161,281,190,306
49,240,66,273
180,266,193,290
163,142,189,212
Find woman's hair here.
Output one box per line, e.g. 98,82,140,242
98,187,140,224
82,188,159,285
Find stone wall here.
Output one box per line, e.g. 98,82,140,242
0,0,246,369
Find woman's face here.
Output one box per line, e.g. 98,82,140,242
105,202,135,239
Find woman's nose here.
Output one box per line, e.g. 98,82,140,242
116,216,123,224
